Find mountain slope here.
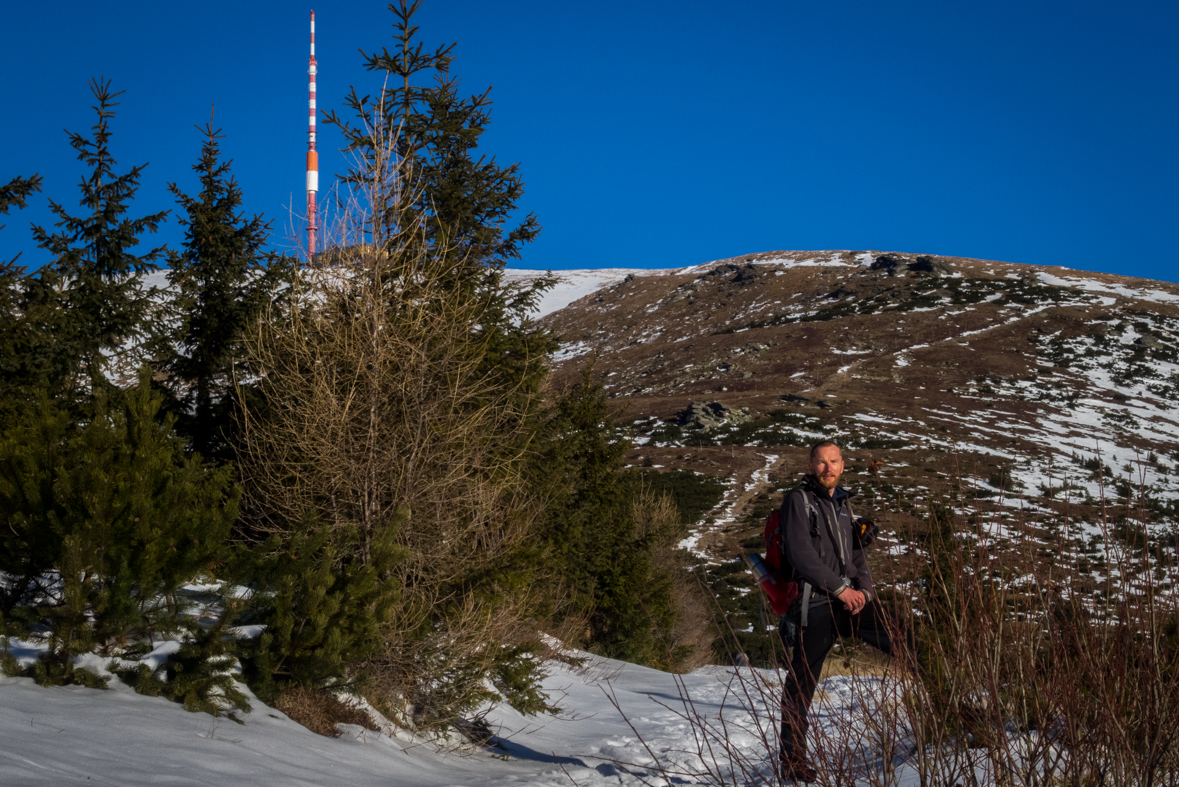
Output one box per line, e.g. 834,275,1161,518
527,250,1179,569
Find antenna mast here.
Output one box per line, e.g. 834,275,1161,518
306,10,318,258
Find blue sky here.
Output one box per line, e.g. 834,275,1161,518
3,1,1176,280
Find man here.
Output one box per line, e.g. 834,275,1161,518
777,440,893,781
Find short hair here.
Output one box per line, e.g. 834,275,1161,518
809,440,840,461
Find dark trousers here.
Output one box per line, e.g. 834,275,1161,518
779,598,894,761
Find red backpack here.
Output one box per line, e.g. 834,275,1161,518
744,508,800,616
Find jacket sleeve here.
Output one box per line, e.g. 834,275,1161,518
781,491,847,597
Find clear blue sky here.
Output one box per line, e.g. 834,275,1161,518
3,1,1176,281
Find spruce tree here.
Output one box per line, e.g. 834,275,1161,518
327,0,538,272
164,119,281,461
0,173,43,241
30,78,167,393
531,369,684,668
0,173,45,425
323,0,555,398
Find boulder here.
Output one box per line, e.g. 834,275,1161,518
698,262,757,285
703,263,740,278
870,253,906,274
675,401,752,431
733,264,758,285
907,255,954,275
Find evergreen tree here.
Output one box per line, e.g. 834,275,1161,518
0,173,45,425
118,615,251,718
531,369,686,669
0,372,239,683
30,78,167,393
326,0,538,274
0,268,76,417
240,517,403,702
323,0,555,400
164,119,282,461
0,173,43,244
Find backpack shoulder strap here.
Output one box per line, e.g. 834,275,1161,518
790,485,821,536
785,486,821,627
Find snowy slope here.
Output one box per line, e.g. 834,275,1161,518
0,652,873,786
504,268,669,319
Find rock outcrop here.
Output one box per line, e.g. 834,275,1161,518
675,401,752,431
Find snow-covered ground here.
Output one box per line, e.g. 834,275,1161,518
0,648,906,787
504,268,661,319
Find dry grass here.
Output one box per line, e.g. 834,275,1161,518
817,644,893,680
273,687,378,738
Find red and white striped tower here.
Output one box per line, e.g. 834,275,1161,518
306,10,319,257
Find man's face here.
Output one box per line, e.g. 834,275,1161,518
809,445,844,494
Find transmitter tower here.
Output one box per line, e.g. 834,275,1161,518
306,10,318,257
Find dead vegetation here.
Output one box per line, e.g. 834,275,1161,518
273,687,378,738
636,489,718,672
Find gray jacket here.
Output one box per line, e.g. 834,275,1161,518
779,475,874,618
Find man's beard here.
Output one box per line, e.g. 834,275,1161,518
816,474,840,489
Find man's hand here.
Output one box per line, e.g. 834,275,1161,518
837,587,867,614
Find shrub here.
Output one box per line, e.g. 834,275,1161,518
640,469,727,525
117,618,250,718
530,370,714,672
